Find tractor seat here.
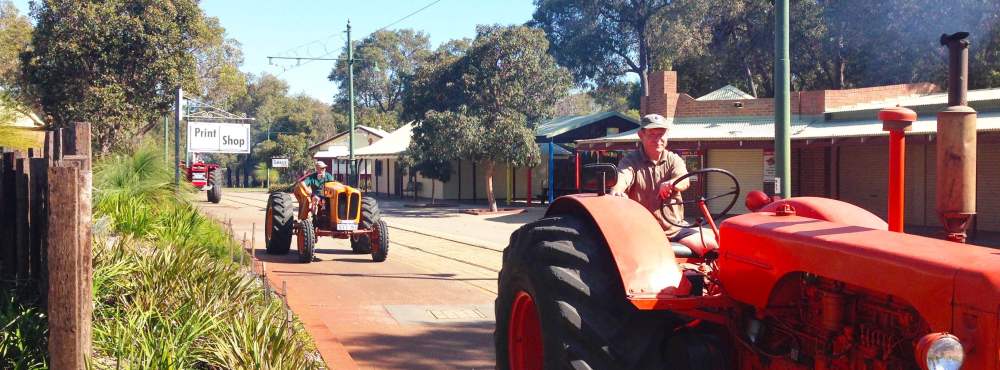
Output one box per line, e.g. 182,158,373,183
671,242,697,258
670,241,717,259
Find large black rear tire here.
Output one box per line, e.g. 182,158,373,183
351,196,381,253
495,215,678,370
297,219,316,263
207,170,222,203
265,192,294,254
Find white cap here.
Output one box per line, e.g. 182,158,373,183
315,160,327,168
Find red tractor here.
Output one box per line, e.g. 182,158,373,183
496,34,990,370
182,160,223,203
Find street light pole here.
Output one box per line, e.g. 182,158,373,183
347,20,357,187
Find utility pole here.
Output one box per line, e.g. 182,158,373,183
347,21,358,187
774,0,791,198
174,87,183,186
267,20,362,187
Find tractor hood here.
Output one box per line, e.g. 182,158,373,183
719,212,1000,332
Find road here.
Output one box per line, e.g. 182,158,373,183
195,190,544,369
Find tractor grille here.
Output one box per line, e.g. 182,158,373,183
349,193,360,219
337,193,348,220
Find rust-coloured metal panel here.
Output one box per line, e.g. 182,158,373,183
758,197,888,230
546,194,687,305
718,211,1000,332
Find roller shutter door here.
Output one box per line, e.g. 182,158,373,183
798,147,827,197
707,149,763,214
977,143,1000,231
838,145,888,220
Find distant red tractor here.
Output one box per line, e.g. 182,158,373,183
182,160,223,203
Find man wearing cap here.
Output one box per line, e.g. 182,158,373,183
303,161,335,214
609,114,718,254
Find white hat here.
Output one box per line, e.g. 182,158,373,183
315,160,327,168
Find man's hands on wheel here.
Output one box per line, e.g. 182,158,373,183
658,182,677,200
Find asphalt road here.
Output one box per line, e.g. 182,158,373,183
194,190,538,369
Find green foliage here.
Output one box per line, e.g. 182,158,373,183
89,146,320,368
531,0,675,93
0,290,47,369
328,29,432,132
0,0,33,125
405,25,571,209
253,133,311,183
535,0,1000,97
21,0,216,153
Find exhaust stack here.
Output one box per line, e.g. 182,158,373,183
936,32,977,243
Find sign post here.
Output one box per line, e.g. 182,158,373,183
271,157,289,168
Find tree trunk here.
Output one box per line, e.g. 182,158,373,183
431,180,436,205
484,160,497,212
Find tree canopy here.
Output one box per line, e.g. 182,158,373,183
0,0,32,125
405,25,572,211
21,0,221,153
534,0,1000,99
328,29,432,131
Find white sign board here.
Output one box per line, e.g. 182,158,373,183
272,157,289,168
187,121,251,153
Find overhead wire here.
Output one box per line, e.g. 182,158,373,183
270,0,444,75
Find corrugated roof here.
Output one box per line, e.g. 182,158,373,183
576,112,1000,148
534,111,639,139
308,125,392,151
352,122,415,159
825,88,1000,113
695,85,755,101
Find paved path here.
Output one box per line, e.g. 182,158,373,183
196,191,545,369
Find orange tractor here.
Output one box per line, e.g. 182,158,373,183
264,174,388,263
496,34,990,369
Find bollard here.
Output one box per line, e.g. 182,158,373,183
878,106,916,233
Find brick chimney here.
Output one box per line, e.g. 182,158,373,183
640,71,679,117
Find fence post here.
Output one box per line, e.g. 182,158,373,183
47,165,83,369
29,158,49,306
1,151,17,283
15,156,31,285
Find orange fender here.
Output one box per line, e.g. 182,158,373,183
294,182,311,220
546,194,688,309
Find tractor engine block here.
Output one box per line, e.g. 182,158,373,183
738,274,928,370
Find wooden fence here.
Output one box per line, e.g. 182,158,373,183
0,122,93,369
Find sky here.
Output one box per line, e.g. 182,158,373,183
11,0,536,104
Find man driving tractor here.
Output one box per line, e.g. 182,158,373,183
303,160,335,214
609,113,718,254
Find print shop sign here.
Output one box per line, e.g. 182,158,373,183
187,122,251,154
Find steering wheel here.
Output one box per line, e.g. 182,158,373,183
659,168,740,229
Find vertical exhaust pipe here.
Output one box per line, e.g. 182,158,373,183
936,32,977,243
879,107,916,233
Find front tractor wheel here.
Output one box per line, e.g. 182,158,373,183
207,170,223,203
265,192,294,254
495,215,676,370
351,196,381,254
369,219,389,262
297,219,316,263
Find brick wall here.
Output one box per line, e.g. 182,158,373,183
639,70,940,118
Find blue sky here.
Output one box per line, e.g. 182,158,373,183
11,0,537,104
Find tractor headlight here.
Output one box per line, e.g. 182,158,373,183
916,333,964,370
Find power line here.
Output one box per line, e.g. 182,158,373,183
269,0,444,75
375,0,443,33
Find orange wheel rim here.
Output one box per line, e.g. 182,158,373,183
509,290,543,370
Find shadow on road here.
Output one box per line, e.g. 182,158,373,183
266,270,498,283
346,321,496,369
483,210,543,225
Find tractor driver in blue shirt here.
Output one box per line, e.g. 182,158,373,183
303,160,335,215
